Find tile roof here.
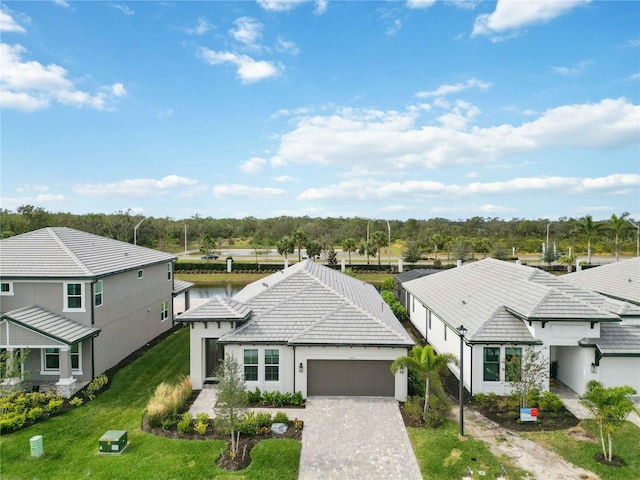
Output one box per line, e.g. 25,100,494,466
220,261,414,347
1,306,100,345
403,258,629,344
580,323,640,355
177,295,252,322
173,279,194,296
565,258,640,306
395,269,440,283
0,227,176,279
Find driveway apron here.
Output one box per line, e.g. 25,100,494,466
298,397,422,480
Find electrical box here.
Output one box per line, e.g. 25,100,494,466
99,430,128,453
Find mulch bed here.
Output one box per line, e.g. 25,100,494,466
469,398,580,431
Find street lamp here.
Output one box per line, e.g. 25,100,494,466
387,220,391,267
628,219,639,257
456,324,468,436
184,223,188,256
133,217,146,245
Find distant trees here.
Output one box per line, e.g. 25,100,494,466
609,212,630,262
200,233,216,255
370,231,388,265
403,241,422,265
579,215,597,264
291,230,308,262
276,236,294,261
342,238,357,264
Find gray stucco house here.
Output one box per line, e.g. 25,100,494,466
0,227,192,397
402,258,640,397
179,260,414,400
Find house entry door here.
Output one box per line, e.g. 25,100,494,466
205,339,224,379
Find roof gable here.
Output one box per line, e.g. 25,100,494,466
0,227,176,279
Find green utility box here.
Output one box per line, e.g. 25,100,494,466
99,430,128,454
30,435,44,457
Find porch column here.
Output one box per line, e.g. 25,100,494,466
55,346,77,398
184,290,191,311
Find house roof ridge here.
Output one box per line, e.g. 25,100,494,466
47,227,93,276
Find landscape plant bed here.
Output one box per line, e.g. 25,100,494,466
140,413,302,471
469,397,580,431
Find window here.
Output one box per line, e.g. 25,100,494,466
483,347,500,381
0,282,13,295
137,269,144,279
167,263,172,280
94,280,103,307
44,345,80,372
161,301,169,321
505,347,522,382
244,349,258,381
64,282,84,311
264,349,279,381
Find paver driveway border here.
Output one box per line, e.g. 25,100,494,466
298,396,422,480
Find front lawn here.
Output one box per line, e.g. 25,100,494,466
408,419,529,480
523,420,640,480
0,327,300,480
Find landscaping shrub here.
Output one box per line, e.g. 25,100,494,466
45,398,64,415
0,390,66,432
161,413,179,431
238,414,259,436
250,389,304,407
403,396,425,425
425,394,449,428
69,397,83,407
84,374,109,400
194,412,209,435
291,391,304,406
247,387,262,404
538,391,564,412
26,407,44,422
146,376,192,428
408,366,426,397
273,411,289,424
177,412,192,434
254,412,272,427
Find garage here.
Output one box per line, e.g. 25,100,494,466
307,360,395,396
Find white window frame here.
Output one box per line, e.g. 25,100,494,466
0,281,14,296
243,348,259,382
161,300,169,321
94,280,103,308
41,344,82,375
137,269,144,279
167,262,172,281
264,349,279,382
63,282,85,312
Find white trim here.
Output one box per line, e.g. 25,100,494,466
94,279,103,308
0,281,14,296
160,300,169,321
63,282,86,312
40,344,83,376
137,269,144,279
167,262,172,281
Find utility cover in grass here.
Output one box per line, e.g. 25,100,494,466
272,423,288,434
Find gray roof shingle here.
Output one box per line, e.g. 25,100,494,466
220,261,414,347
0,227,177,279
566,258,640,306
2,306,100,345
580,323,640,355
177,295,252,322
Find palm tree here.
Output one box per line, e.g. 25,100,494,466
291,229,308,262
342,238,357,264
579,215,597,264
609,212,630,261
370,231,387,265
391,345,458,421
431,233,443,262
276,236,294,262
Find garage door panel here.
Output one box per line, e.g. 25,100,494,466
308,360,394,396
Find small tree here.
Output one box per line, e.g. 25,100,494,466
214,355,248,458
200,233,216,255
0,348,29,391
403,241,422,265
504,346,548,408
391,345,457,422
581,381,638,463
276,236,294,261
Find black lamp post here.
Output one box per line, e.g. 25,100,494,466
457,324,468,436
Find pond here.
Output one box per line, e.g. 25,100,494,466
190,284,246,298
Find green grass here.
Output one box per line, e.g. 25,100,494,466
523,420,640,480
0,328,300,480
408,420,529,480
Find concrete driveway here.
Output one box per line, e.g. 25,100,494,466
298,397,422,480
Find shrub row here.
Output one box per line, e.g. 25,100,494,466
474,390,564,413
146,376,192,428
0,391,65,432
173,410,302,436
246,388,304,407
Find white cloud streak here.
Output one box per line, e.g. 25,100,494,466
240,157,268,174
1,10,25,32
213,184,286,198
73,175,199,196
199,47,281,83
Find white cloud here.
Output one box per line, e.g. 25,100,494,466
0,43,126,111
387,19,402,36
272,175,295,183
73,175,199,196
406,0,436,9
257,0,308,12
157,108,174,119
472,0,589,38
276,36,300,55
230,17,263,49
549,61,592,75
619,38,640,48
199,47,281,83
213,184,286,198
186,17,213,35
626,73,640,81
416,78,491,98
314,0,328,14
272,98,639,172
240,157,268,174
0,193,71,211
111,4,135,15
16,184,49,193
53,0,70,7
1,10,25,33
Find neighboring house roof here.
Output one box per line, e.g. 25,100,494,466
565,258,640,306
177,295,252,322
219,261,414,348
395,269,440,284
403,258,631,344
580,323,640,357
173,279,194,296
1,306,100,345
0,227,177,279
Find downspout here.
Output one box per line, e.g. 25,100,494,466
293,346,296,393
91,280,96,378
469,344,473,396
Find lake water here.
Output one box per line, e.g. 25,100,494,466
190,284,246,298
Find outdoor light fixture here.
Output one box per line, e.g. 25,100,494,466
456,325,468,437
591,363,597,374
299,362,304,373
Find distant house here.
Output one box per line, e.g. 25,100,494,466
178,261,414,400
394,268,440,311
0,227,192,397
402,258,640,397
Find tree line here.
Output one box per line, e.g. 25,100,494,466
1,205,637,262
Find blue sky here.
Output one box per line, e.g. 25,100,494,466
1,0,639,221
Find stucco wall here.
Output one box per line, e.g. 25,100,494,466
598,357,640,394
188,321,237,390
554,345,595,395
